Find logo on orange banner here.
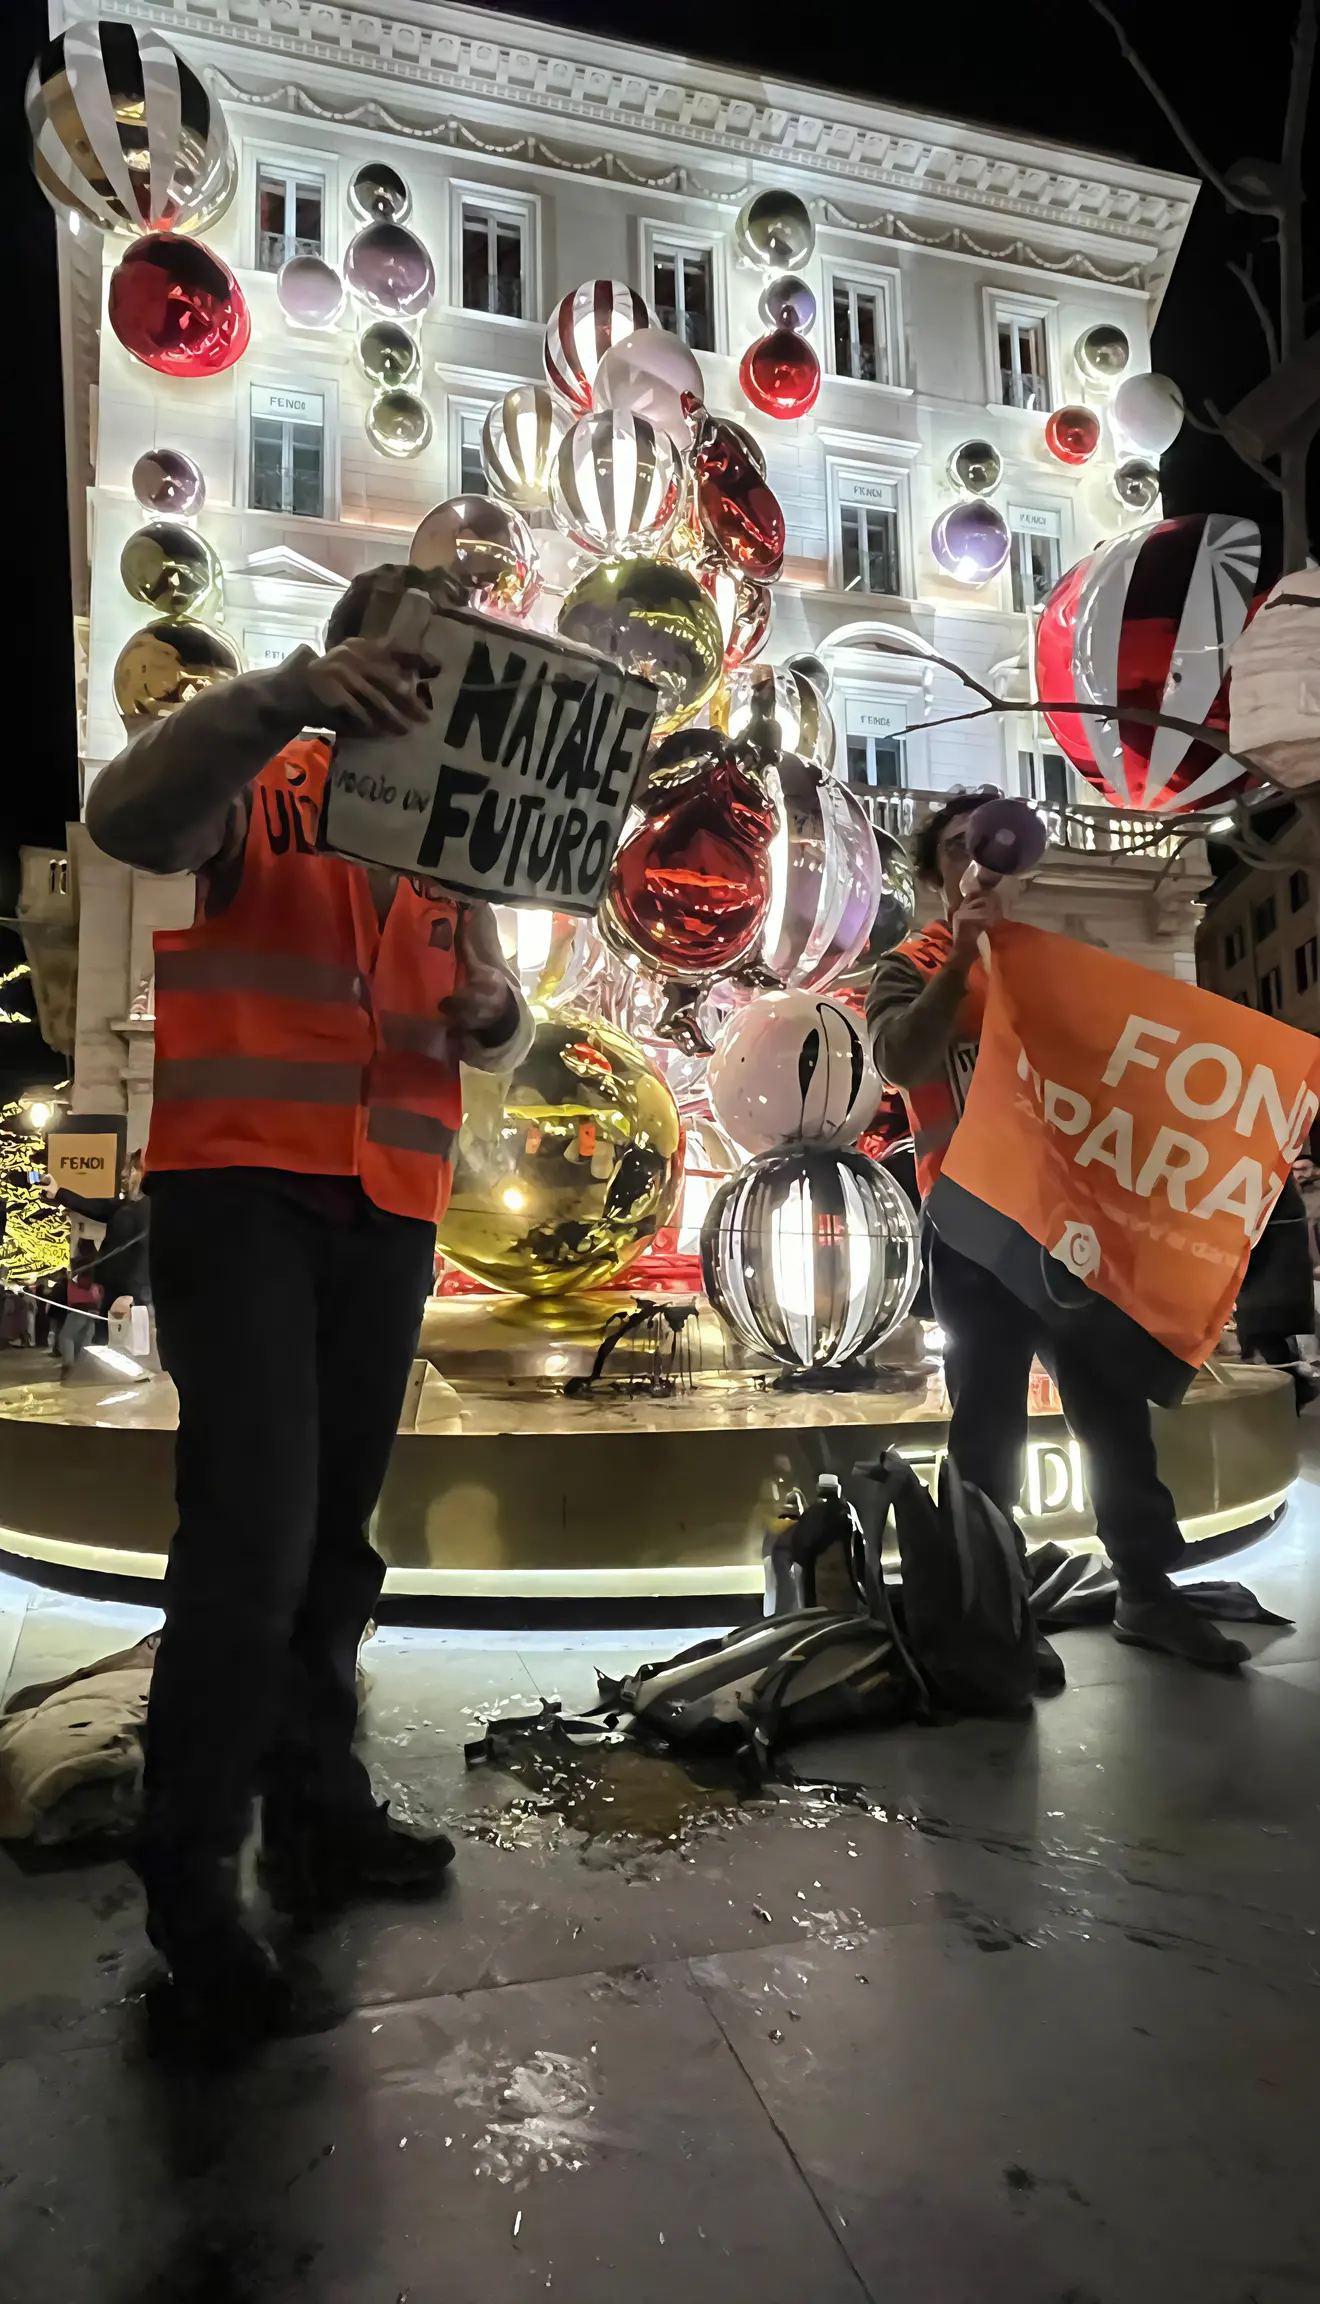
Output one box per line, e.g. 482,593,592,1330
928,923,1320,1396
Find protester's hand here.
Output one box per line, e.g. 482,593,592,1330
40,1174,57,1202
949,888,1002,964
109,1296,133,1321
435,906,519,1047
303,638,431,738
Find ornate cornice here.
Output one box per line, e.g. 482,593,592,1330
71,0,1193,291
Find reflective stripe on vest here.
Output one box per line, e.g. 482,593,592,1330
891,921,987,1198
147,737,465,1224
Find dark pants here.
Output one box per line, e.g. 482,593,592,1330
927,1227,1183,1593
143,1172,435,1898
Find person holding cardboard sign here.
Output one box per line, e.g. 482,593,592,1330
867,791,1252,1674
86,564,534,2059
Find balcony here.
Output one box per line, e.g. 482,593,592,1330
857,787,1217,864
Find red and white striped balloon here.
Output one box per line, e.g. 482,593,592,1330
544,279,651,414
549,409,679,555
481,383,568,511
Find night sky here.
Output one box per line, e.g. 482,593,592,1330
3,0,1317,1095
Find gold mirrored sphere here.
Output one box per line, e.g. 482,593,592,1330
112,619,243,725
438,1012,683,1296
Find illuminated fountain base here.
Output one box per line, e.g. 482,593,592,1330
0,1298,1297,1604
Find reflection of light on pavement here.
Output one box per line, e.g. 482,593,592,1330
922,1323,946,1354
501,1186,526,1211
87,1345,145,1380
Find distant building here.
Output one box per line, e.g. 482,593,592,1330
1197,816,1320,1035
48,0,1207,1139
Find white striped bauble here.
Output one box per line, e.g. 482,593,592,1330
481,383,569,512
544,279,651,413
548,410,679,556
27,18,235,236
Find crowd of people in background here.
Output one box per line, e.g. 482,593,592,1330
0,1150,150,1376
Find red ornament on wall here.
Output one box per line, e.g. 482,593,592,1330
1044,404,1101,465
600,731,778,983
692,417,785,582
738,330,821,421
108,234,251,378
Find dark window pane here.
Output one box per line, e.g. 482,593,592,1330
1291,869,1310,911
495,221,522,317
871,740,902,789
681,254,712,350
460,427,487,495
846,738,869,784
462,216,490,310
1042,754,1069,811
294,184,322,255
258,181,285,237
290,425,323,518
855,296,878,382
653,255,678,335
834,285,853,376
840,506,862,590
250,418,284,511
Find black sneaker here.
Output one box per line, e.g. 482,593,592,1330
261,1802,456,1926
1114,1589,1250,1670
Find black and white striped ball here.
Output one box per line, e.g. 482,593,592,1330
548,410,679,555
481,383,568,512
707,992,881,1155
27,18,235,236
544,279,651,413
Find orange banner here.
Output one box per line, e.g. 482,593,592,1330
932,923,1320,1380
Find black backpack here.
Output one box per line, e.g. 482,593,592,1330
856,1449,1038,1718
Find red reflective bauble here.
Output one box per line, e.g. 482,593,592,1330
739,330,821,421
109,234,251,378
601,731,778,983
1044,404,1101,465
698,561,773,670
1034,512,1260,812
693,419,785,582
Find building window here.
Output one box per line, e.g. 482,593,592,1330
249,386,325,518
256,167,323,272
832,280,890,383
458,412,487,496
1009,509,1063,612
1222,924,1246,969
651,245,713,351
1291,868,1310,912
846,735,904,790
997,311,1049,410
461,201,524,317
1254,895,1277,942
838,482,901,598
1259,964,1284,1016
1018,748,1072,812
1296,936,1318,994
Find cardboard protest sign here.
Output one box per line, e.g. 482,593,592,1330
926,923,1320,1404
44,1113,126,1200
320,600,658,915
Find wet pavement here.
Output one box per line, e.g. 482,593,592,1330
1,1457,1319,2301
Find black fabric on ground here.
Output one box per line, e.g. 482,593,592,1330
141,1168,434,1893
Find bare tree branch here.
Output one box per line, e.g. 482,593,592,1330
1226,254,1280,364
1282,0,1318,178
1088,0,1270,211
1204,398,1289,491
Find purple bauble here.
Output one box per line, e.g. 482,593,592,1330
132,447,205,516
931,499,1010,585
276,254,345,329
757,274,817,334
344,222,435,318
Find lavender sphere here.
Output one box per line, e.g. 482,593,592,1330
344,222,435,318
757,274,817,334
276,255,344,329
132,447,205,517
931,499,1010,585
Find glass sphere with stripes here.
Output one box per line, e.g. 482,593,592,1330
549,410,680,556
27,19,235,236
544,279,651,413
481,383,569,512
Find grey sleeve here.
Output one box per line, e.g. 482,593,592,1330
867,951,970,1089
84,648,324,876
454,900,536,1074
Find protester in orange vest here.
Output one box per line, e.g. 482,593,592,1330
87,563,534,2056
867,791,1248,1674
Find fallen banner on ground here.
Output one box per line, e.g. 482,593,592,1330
925,922,1320,1405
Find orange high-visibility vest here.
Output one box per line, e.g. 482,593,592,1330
889,919,986,1197
148,737,465,1224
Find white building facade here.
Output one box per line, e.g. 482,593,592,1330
47,0,1207,1139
